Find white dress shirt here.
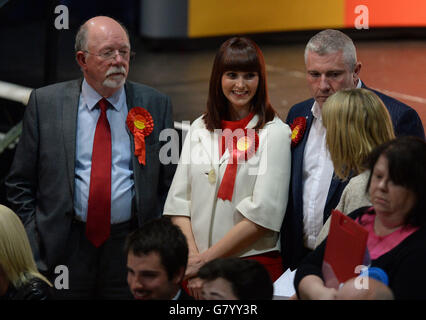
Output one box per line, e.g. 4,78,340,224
302,101,334,250
302,81,363,249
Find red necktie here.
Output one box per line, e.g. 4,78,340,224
86,98,111,247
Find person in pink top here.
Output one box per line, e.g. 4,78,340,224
294,136,426,299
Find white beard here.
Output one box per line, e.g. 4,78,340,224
103,66,127,88
103,75,126,88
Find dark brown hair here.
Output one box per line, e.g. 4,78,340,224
365,136,426,227
198,258,273,300
124,217,188,280
203,37,276,131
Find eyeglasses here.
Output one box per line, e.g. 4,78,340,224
83,49,135,61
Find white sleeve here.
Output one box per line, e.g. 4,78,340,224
163,127,192,217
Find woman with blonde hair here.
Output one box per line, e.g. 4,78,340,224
0,205,52,300
315,88,395,247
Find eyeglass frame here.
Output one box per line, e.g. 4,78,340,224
82,48,136,61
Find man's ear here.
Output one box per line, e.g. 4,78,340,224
353,61,362,84
173,266,186,285
76,51,87,70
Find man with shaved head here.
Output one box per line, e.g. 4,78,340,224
6,16,175,299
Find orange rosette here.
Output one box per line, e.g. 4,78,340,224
217,129,259,201
126,107,154,165
290,116,306,147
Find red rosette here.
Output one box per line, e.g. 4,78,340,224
290,116,306,147
126,107,154,165
217,129,259,201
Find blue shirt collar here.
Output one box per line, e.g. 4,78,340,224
81,78,125,111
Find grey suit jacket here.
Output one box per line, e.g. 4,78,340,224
6,79,176,272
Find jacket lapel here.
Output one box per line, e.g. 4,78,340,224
62,79,82,197
124,82,137,163
123,82,143,217
125,81,135,113
292,113,313,215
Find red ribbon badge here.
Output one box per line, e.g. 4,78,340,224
290,116,306,147
217,129,259,201
126,107,154,165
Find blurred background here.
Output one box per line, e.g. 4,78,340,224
1,0,425,204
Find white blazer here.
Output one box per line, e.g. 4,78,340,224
164,114,291,257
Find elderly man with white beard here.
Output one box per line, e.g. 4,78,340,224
6,16,175,299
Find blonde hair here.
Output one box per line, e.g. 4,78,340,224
0,205,52,289
322,88,395,180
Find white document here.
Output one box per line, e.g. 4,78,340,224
273,268,296,299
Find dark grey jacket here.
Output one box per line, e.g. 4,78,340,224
6,79,176,272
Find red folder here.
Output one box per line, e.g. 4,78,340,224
322,210,369,288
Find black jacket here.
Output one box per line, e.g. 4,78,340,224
294,207,426,300
1,277,52,300
280,84,425,271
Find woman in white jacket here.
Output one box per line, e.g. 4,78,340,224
163,37,291,298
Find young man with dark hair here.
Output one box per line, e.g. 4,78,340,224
125,217,192,300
